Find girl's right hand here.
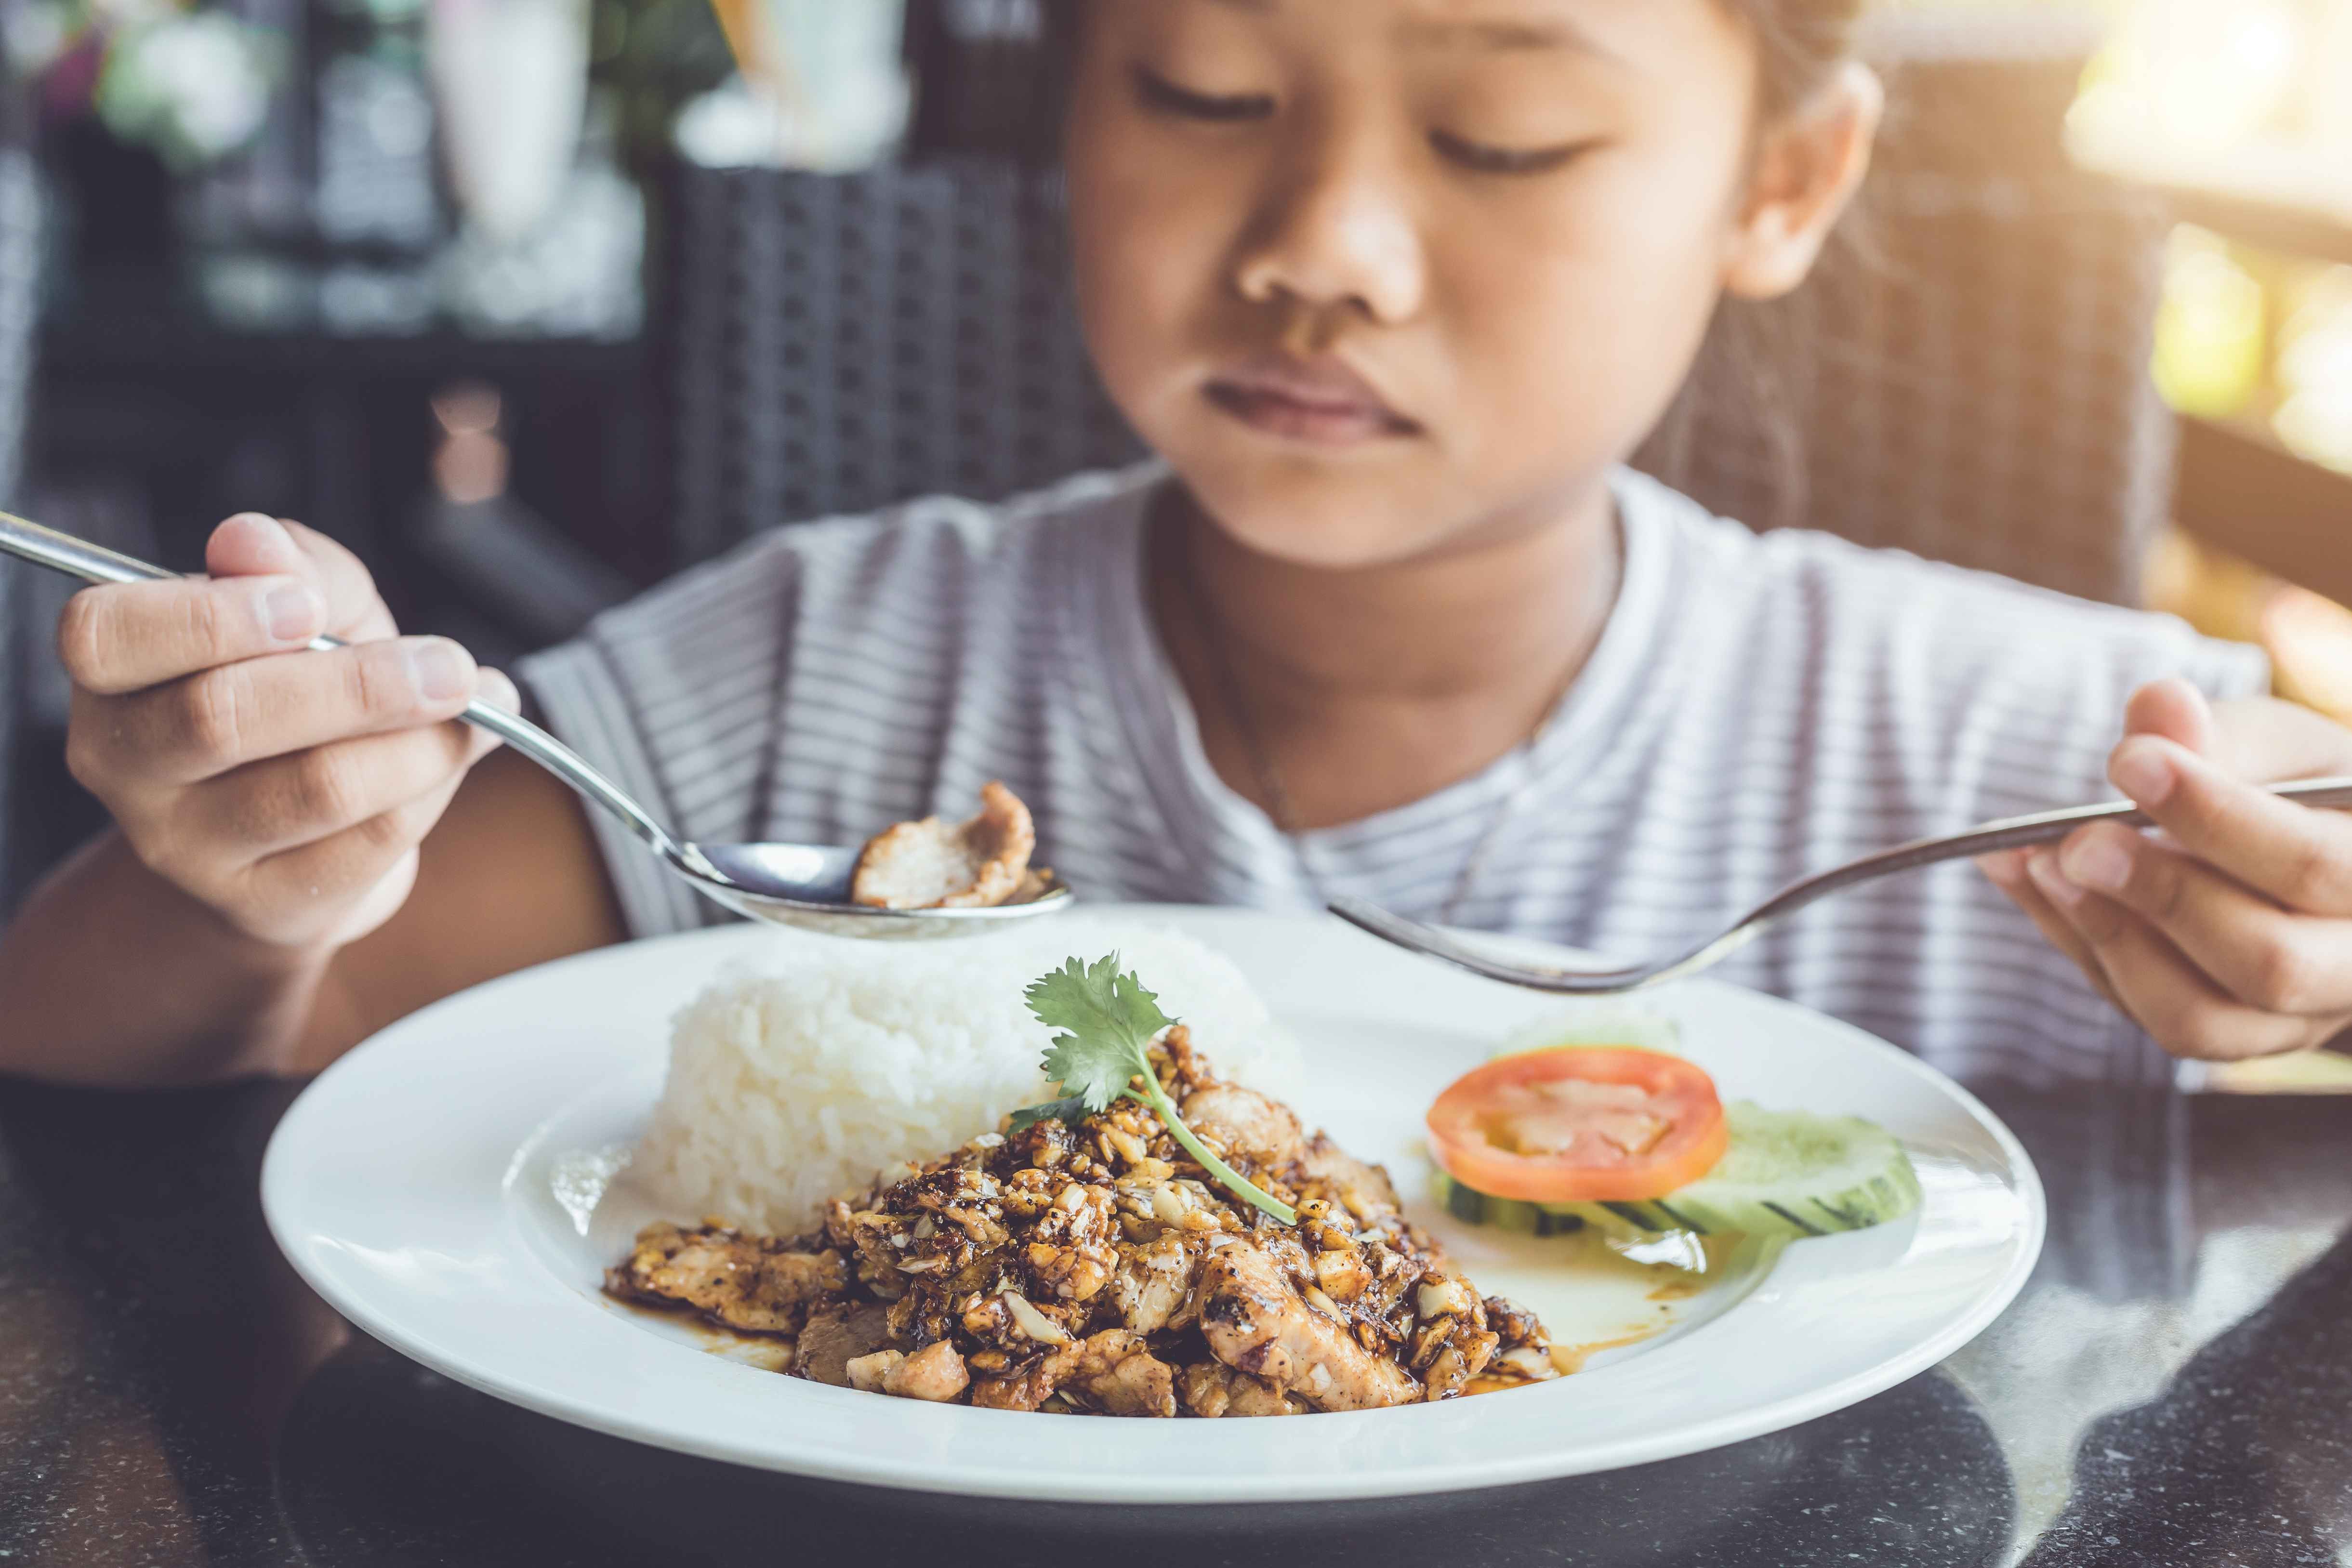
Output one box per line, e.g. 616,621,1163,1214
55,513,519,952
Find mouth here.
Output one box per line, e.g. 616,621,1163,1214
1202,353,1421,447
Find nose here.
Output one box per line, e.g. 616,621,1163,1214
1232,106,1428,330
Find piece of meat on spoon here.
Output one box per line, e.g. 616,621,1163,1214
849,781,1048,910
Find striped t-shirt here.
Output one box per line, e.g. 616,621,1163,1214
517,464,2268,1090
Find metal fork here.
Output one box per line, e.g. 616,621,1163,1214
1329,777,2352,994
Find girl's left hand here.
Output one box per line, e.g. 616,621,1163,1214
1979,678,2352,1062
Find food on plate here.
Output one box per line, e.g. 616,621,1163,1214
1425,1046,1730,1204
608,957,1557,1415
630,923,1302,1237
1426,1034,1922,1244
1008,955,1300,1225
850,781,1053,909
1433,1103,1922,1240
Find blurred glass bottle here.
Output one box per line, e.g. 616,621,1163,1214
676,0,906,170
427,0,586,244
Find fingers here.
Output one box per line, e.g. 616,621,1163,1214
56,573,328,696
206,514,395,643
148,672,514,944
56,515,397,699
1977,849,2119,1009
2053,824,2352,1017
2121,677,2221,758
234,786,461,947
2105,735,2352,916
187,722,483,859
202,511,311,578
77,636,486,786
2024,851,2324,1061
188,670,515,858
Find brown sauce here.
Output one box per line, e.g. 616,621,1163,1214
1549,1331,1659,1377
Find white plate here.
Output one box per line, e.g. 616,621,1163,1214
262,905,2043,1503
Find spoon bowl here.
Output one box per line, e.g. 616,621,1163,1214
0,509,1076,941
680,841,1074,939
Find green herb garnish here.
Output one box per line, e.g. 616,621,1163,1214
1010,955,1298,1226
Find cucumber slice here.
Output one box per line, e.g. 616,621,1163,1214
1435,1172,1590,1236
1429,1102,1921,1242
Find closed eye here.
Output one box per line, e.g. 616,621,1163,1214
1431,130,1593,176
1133,65,1277,124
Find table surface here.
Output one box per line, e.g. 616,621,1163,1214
1,1070,2347,1568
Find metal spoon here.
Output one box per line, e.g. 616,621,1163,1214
0,510,1073,939
1333,778,2352,994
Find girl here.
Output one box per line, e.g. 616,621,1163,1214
6,0,2352,1088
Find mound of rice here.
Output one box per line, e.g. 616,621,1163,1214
630,920,1305,1236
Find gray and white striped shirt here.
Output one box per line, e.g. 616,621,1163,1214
518,464,2267,1090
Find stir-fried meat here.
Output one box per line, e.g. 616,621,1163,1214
849,781,1044,910
888,1340,973,1402
1198,1239,1421,1411
1179,1360,1306,1418
795,1301,894,1387
608,1025,1554,1415
1110,1233,1205,1335
973,1329,1178,1416
604,1222,844,1336
1180,1083,1304,1168
845,1340,972,1402
845,1348,899,1392
1295,1133,1401,1216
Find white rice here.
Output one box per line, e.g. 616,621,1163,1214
631,919,1305,1236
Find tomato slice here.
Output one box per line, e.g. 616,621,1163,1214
1426,1047,1729,1203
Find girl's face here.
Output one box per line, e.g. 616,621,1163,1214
1064,0,1868,570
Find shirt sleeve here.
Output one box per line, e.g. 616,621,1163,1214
514,533,804,941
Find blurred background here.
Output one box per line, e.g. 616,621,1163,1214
0,0,2344,1080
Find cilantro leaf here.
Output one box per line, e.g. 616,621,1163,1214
1018,954,1296,1226
1023,954,1169,1116
1006,1095,1092,1135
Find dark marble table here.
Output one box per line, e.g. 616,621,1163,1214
1,1070,2346,1568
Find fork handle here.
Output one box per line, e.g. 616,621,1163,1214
1723,776,2352,960
0,508,693,865
1714,777,2352,983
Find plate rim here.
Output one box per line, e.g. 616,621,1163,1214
261,906,2048,1502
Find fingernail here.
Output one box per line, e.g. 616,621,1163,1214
2029,850,2086,908
2062,833,2134,895
2112,742,2176,807
407,639,471,702
261,584,321,643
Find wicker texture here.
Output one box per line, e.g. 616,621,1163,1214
667,159,1140,569
667,57,2170,605
1636,58,2174,604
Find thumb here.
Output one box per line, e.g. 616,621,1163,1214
204,513,311,580
2122,677,2219,758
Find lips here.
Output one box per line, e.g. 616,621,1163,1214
1202,353,1420,446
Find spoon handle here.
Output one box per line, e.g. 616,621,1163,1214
0,509,688,865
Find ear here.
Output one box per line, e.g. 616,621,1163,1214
1724,61,1884,302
